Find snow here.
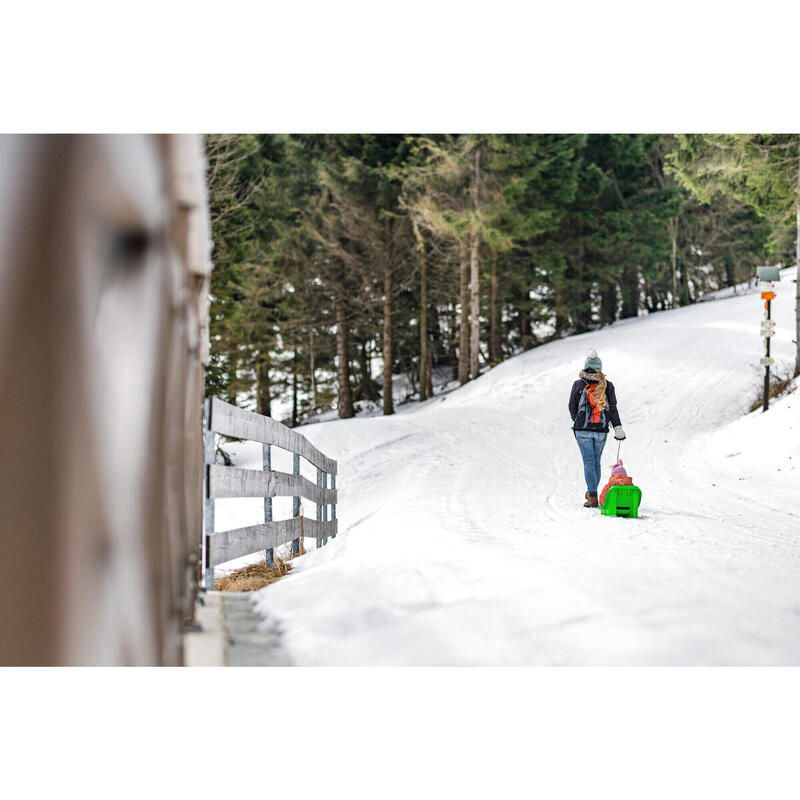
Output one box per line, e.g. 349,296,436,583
237,267,799,665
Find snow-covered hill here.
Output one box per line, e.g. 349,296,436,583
244,268,800,665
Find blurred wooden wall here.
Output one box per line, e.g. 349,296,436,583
0,135,212,665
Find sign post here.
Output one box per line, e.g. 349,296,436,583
763,292,773,411
757,266,781,412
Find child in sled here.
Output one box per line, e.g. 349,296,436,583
599,459,633,507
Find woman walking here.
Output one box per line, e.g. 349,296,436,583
568,349,625,508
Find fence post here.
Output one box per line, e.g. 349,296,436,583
203,398,215,591
322,472,329,546
263,443,274,568
292,452,301,555
316,467,323,549
331,473,336,538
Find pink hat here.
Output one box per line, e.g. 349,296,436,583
610,459,627,478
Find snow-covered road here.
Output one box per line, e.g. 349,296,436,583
245,269,800,665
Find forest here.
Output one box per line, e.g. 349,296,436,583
206,134,800,424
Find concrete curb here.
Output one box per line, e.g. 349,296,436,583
183,590,290,666
222,593,290,666
183,591,225,666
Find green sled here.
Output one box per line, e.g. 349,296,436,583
600,484,642,518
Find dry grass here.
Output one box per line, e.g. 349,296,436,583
215,544,306,592
748,369,797,413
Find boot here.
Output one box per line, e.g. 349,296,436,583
584,492,598,508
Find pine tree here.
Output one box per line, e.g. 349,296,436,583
668,134,800,376
205,133,786,422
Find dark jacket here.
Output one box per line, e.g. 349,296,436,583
569,375,621,432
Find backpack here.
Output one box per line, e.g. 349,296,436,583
576,380,606,429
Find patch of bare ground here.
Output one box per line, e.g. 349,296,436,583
215,545,306,592
748,369,797,413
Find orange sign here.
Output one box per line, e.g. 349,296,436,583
761,291,776,300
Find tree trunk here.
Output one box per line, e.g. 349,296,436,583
620,265,639,319
554,281,568,337
723,256,735,289
382,222,394,415
489,252,500,363
520,307,532,348
469,232,480,379
644,280,656,314
406,354,418,398
358,340,379,402
448,303,458,381
573,238,593,333
458,241,470,384
795,151,800,378
419,239,429,401
469,146,481,381
309,328,316,410
424,340,433,399
335,266,355,418
257,362,271,417
291,354,298,428
668,216,678,307
600,282,616,326
225,346,238,405
679,259,691,306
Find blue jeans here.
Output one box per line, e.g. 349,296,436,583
574,430,607,494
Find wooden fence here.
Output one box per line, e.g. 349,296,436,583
0,135,211,665
203,398,338,588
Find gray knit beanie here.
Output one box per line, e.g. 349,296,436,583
584,348,602,372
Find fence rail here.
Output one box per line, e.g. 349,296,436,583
209,397,337,474
203,398,338,588
208,465,337,504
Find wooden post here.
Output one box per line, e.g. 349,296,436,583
316,467,324,549
292,453,301,555
331,474,337,538
203,398,215,591
322,472,329,546
263,442,274,567
0,136,210,665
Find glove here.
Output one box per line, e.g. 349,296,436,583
613,426,626,441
